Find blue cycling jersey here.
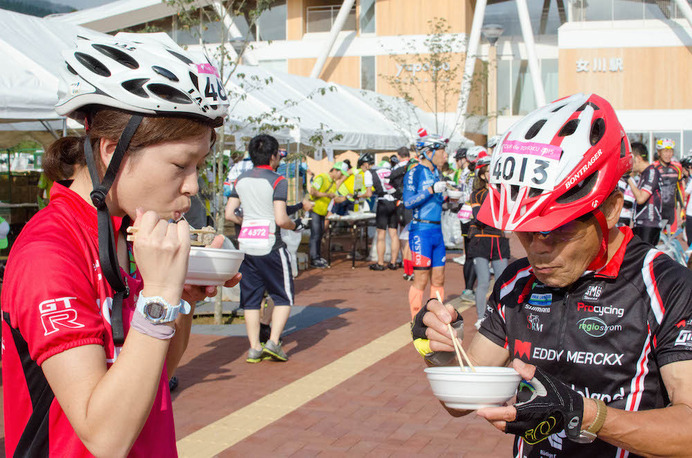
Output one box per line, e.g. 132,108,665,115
403,164,444,231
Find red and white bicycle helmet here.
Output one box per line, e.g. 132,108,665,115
477,93,632,233
466,146,488,164
56,32,228,126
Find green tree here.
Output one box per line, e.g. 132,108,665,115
380,17,487,141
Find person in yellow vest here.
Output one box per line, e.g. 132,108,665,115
308,161,349,268
336,153,375,213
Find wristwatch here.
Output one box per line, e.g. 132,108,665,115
575,398,607,443
135,295,191,324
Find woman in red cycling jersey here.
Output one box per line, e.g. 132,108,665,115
1,33,239,457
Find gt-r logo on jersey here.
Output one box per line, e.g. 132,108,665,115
583,285,602,300
39,297,85,336
514,339,532,359
675,330,692,347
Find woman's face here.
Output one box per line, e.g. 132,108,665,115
109,130,212,221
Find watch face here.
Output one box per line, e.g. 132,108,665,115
145,302,165,320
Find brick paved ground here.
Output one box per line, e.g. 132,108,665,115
0,234,527,457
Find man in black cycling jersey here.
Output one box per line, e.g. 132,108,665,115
412,93,692,457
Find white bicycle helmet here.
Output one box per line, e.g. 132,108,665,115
656,138,675,151
56,32,228,126
487,134,503,149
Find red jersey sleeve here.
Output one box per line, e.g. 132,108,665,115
4,238,106,366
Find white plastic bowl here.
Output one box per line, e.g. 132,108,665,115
447,189,463,200
424,366,521,410
186,247,245,286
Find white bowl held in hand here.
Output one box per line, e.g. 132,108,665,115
424,366,522,410
186,247,245,286
447,189,463,200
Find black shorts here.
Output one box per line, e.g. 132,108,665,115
239,246,294,309
376,199,399,230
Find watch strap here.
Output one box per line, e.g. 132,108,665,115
130,312,176,340
585,398,607,436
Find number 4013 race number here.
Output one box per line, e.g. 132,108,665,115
490,141,562,191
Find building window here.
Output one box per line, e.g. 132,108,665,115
497,59,511,116
497,58,557,117
361,56,375,91
259,59,288,73
258,1,287,41
360,0,375,34
306,4,357,33
569,0,686,22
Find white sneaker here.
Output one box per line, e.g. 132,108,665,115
452,256,465,265
474,319,483,330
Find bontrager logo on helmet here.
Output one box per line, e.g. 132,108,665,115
477,93,632,233
55,32,229,127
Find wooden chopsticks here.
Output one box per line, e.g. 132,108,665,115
125,226,216,246
436,292,476,372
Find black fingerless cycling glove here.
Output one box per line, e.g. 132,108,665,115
505,366,584,444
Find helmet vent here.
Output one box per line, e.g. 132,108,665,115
528,187,543,199
167,49,194,65
551,104,566,113
556,170,598,204
620,138,627,158
147,83,192,104
577,101,600,112
91,44,139,69
189,71,199,90
510,185,519,200
590,118,605,146
122,79,149,98
66,63,78,75
75,52,111,77
525,119,547,140
152,66,179,82
558,119,580,137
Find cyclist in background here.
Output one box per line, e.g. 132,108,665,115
682,155,692,245
628,142,663,246
403,132,448,318
654,138,684,232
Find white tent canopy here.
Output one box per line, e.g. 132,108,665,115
342,86,473,151
0,9,99,123
223,65,412,152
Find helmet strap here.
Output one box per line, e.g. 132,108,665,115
585,208,609,272
83,114,143,345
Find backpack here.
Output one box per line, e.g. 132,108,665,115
388,164,407,200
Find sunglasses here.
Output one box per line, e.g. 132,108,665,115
516,212,594,245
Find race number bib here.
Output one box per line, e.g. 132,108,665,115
354,174,364,192
196,63,228,107
238,219,275,256
490,141,561,191
457,204,473,223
